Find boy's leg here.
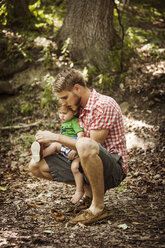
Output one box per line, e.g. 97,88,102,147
29,153,75,182
84,184,92,198
30,141,62,180
43,142,62,158
31,141,62,162
71,158,84,204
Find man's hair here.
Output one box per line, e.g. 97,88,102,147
53,68,86,93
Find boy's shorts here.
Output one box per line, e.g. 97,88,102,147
44,144,126,192
59,145,72,159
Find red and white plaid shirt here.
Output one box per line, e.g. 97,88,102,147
79,89,127,173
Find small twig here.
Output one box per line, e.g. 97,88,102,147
0,121,42,130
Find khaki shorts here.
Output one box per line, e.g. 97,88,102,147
45,144,126,192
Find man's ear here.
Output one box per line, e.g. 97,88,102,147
73,84,81,94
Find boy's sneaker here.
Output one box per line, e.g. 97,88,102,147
31,141,41,162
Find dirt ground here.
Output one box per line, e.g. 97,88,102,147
0,69,165,248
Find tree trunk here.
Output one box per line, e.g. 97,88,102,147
57,0,119,71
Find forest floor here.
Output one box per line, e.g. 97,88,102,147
0,64,164,247
0,2,165,248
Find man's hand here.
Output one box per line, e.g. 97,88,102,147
68,150,77,160
35,130,58,143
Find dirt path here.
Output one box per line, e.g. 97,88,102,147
0,106,164,247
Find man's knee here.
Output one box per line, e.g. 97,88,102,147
76,137,99,161
29,160,39,174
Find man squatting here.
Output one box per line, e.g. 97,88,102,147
29,69,127,224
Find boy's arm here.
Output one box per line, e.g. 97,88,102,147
68,150,77,160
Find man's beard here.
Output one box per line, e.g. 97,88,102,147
69,94,81,111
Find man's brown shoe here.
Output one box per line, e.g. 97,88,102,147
73,196,92,214
70,208,109,225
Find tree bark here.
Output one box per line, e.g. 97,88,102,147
57,0,119,70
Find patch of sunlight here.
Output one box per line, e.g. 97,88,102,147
145,61,165,75
124,117,156,150
126,132,155,150
126,27,148,46
125,116,155,129
26,182,40,189
34,37,57,49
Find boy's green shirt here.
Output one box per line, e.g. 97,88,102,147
60,117,84,137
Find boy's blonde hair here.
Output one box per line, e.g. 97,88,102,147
57,100,78,116
57,100,65,110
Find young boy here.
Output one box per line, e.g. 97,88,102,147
31,102,84,204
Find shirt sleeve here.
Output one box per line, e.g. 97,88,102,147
72,117,84,134
90,105,117,130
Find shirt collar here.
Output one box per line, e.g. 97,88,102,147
83,88,98,110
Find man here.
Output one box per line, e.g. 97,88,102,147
29,68,127,224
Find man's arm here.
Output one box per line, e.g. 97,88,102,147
35,129,108,151
67,131,84,160
77,131,84,139
35,130,77,150
90,129,109,145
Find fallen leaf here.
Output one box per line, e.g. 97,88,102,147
43,230,54,234
132,222,144,225
51,208,65,222
118,224,129,230
26,202,42,208
0,186,7,191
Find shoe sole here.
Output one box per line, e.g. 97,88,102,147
31,141,40,162
70,209,109,225
84,210,109,224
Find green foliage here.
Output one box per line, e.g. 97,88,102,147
113,1,165,72
17,41,34,62
108,48,122,72
97,73,115,93
61,38,72,57
22,135,35,149
42,45,52,68
126,27,147,46
82,67,89,82
119,72,127,84
0,3,7,26
117,184,127,192
29,0,64,30
87,66,99,80
20,102,34,116
40,73,57,109
149,101,155,107
29,0,53,28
